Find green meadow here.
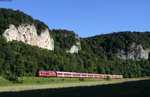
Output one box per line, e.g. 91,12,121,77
0,77,150,97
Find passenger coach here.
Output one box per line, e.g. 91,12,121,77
36,70,123,78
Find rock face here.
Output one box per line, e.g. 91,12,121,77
67,42,81,53
3,24,54,50
118,43,149,60
66,36,81,53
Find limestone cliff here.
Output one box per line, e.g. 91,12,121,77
118,43,149,60
67,42,81,53
66,35,81,53
3,24,54,50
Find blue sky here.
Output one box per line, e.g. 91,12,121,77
0,0,150,37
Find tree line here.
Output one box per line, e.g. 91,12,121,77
0,8,150,82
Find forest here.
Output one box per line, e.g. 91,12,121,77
0,8,150,82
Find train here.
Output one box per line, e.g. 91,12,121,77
36,70,123,78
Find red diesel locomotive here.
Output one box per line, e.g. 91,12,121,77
36,70,123,78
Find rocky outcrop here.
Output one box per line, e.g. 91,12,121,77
66,36,81,53
3,24,54,50
118,43,149,60
67,42,81,53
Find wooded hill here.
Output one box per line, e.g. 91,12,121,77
0,8,150,82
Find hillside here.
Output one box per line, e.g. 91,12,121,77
0,8,48,35
83,32,150,60
0,8,150,82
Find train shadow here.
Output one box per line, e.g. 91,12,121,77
0,79,150,97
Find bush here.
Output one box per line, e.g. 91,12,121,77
79,78,85,81
106,77,111,81
61,78,65,81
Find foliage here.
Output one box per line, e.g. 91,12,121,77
0,8,48,35
0,8,150,81
51,29,78,50
0,31,150,80
78,78,85,81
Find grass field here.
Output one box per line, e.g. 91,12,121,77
0,77,150,97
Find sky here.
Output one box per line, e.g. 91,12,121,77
0,0,150,37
